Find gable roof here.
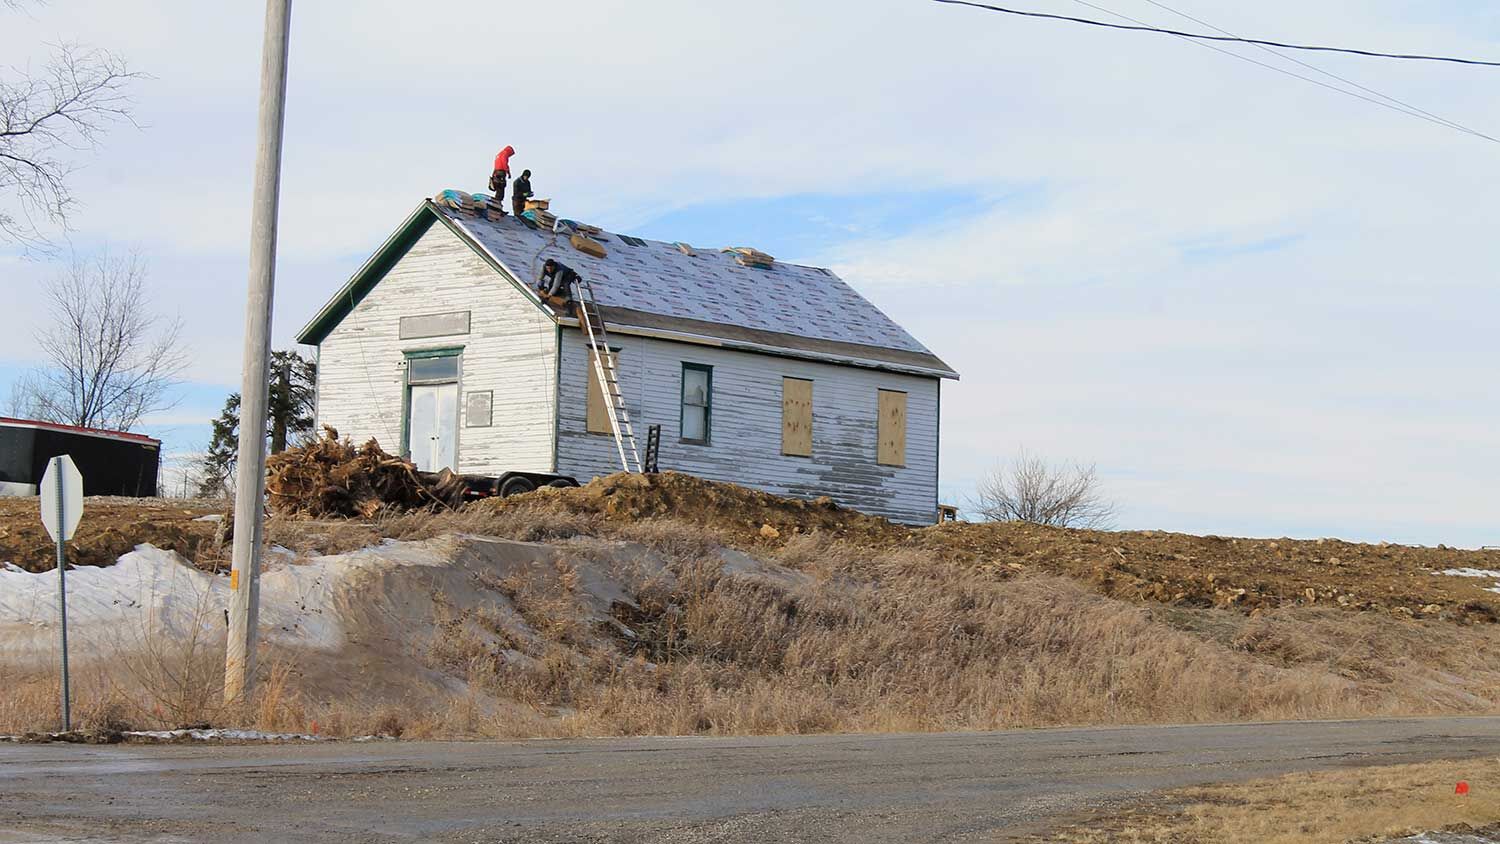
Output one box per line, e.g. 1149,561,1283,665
298,201,957,379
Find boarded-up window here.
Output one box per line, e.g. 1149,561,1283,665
399,310,470,340
465,391,493,427
877,389,907,467
586,349,619,434
782,377,813,457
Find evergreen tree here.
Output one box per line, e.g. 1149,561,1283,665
196,350,316,497
198,393,240,498
268,350,317,453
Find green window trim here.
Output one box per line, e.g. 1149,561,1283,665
400,347,463,457
680,362,713,445
405,346,464,361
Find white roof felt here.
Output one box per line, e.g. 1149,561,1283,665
437,206,943,362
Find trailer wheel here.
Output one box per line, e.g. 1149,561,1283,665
547,479,576,489
499,476,536,497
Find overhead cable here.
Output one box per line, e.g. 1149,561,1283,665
1135,0,1494,141
932,0,1500,68
1061,0,1500,144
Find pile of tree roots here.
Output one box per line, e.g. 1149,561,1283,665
267,427,467,518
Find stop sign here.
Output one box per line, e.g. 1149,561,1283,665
39,455,83,542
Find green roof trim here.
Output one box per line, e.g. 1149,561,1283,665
296,201,556,347
295,205,437,345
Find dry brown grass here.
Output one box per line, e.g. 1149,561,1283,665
10,503,1500,741
1039,757,1500,843
365,523,1500,738
245,517,1500,737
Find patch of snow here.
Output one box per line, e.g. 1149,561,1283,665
0,542,356,669
1388,834,1500,844
192,514,224,523
1434,568,1500,595
0,533,682,707
124,728,323,742
3,562,24,573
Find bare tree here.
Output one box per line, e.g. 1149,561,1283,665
972,450,1117,529
13,251,187,431
2,7,142,247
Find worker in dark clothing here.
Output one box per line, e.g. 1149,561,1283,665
489,145,515,206
538,258,579,303
511,169,533,218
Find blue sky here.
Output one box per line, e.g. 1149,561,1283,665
3,0,1498,546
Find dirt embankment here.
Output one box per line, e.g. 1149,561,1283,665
482,473,1500,622
8,473,1500,738
483,471,906,547
913,523,1500,622
7,471,1500,622
0,497,225,573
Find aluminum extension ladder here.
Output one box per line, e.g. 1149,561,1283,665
573,277,642,473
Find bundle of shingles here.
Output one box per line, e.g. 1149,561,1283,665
433,189,477,213
266,427,468,518
521,199,558,230
723,246,775,269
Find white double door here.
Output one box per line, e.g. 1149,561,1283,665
407,382,458,472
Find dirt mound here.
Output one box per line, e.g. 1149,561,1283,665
482,471,908,547
914,522,1500,622
11,470,1500,623
392,473,1500,621
475,473,1500,621
267,427,465,518
0,497,223,572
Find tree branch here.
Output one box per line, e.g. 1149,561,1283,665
0,40,142,247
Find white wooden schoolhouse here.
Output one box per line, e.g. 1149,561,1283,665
296,199,959,524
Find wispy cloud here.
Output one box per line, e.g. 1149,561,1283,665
2,0,1496,544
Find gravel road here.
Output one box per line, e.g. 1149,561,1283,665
3,717,1499,843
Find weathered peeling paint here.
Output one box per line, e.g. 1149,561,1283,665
553,329,940,525
316,225,557,474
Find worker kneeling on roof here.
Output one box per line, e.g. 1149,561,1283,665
538,258,579,304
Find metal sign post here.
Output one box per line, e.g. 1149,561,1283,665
39,455,83,732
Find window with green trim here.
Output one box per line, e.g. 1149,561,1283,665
680,363,712,444
407,354,459,383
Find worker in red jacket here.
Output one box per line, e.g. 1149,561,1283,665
489,145,515,207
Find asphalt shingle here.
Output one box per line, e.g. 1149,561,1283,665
438,206,935,357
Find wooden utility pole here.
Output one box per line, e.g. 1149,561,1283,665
225,0,293,705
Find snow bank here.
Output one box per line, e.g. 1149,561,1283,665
0,536,674,678
0,541,471,670
0,546,224,667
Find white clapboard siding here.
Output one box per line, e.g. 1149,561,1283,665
554,329,940,524
316,225,558,474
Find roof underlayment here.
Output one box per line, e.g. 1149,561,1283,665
301,201,956,378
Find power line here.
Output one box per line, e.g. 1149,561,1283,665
932,0,1500,67
1065,0,1500,145
1136,0,1494,141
